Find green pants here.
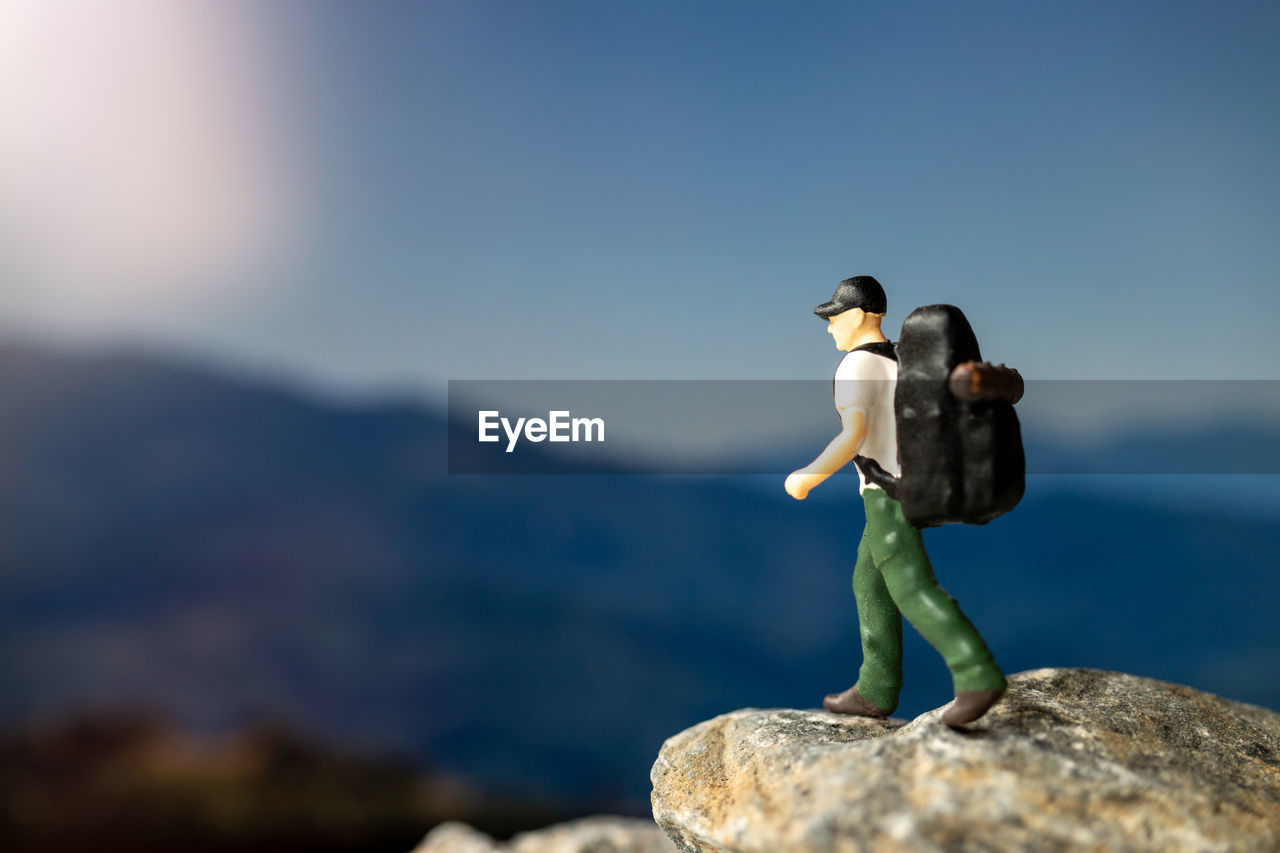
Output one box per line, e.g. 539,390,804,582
852,488,1005,712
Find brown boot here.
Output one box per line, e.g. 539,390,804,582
941,687,1006,727
823,685,892,717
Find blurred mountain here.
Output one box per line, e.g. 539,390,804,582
0,342,1276,813
0,711,570,853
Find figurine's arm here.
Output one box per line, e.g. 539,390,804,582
784,405,866,500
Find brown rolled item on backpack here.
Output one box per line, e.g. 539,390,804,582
948,360,1025,404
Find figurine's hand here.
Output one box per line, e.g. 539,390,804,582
785,470,821,500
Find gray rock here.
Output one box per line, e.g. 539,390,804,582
415,822,500,853
650,668,1280,852
414,815,678,853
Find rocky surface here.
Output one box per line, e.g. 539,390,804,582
414,815,678,853
651,668,1280,852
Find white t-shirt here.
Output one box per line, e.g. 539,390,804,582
833,348,900,494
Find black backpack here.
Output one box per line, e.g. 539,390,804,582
855,304,1025,528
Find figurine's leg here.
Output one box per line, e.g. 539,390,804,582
850,526,902,712
862,489,1005,696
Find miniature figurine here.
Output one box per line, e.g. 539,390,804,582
785,276,1024,726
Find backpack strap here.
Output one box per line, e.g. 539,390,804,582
832,340,898,396
841,341,902,496
852,340,898,361
853,454,901,499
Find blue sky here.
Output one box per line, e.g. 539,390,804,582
3,1,1279,400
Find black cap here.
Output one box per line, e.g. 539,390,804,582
814,276,887,318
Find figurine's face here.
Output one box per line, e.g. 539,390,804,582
827,308,872,351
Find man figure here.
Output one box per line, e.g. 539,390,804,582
784,276,1006,726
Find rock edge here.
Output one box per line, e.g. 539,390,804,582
651,668,1280,852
